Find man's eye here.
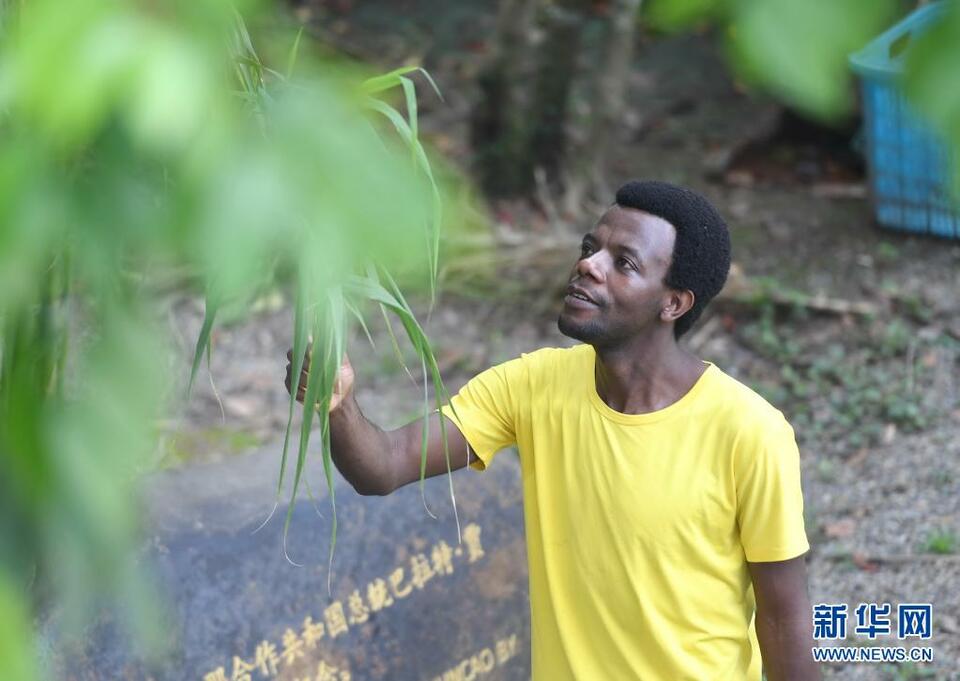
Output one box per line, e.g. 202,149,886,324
580,244,592,257
617,257,634,270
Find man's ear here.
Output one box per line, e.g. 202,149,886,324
660,289,695,323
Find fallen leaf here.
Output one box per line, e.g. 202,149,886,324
851,552,878,572
824,518,857,538
882,423,897,444
848,447,869,466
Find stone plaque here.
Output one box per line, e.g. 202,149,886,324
42,446,530,680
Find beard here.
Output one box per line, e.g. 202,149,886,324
557,312,610,343
557,307,651,348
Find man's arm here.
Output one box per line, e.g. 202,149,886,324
329,393,476,496
285,349,477,496
747,556,821,681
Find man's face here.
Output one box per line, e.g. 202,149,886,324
557,205,679,346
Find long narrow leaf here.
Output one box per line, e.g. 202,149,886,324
366,99,442,303
285,26,304,79
278,276,309,495
399,76,418,142
417,68,443,102
282,314,326,566
360,66,421,95
366,100,437,186
416,352,436,519
321,286,346,592
343,297,375,351
363,265,417,385
186,298,218,398
377,267,461,538
345,272,461,538
361,69,445,302
396,75,442,307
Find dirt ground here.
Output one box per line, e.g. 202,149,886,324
159,3,960,679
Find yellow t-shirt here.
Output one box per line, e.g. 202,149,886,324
439,344,809,681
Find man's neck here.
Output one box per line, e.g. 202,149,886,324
592,332,706,415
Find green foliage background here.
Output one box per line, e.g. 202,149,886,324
0,0,457,677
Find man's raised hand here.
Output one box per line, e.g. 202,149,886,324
284,347,354,412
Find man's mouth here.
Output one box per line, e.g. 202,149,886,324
565,285,599,307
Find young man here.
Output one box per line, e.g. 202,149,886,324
286,180,820,680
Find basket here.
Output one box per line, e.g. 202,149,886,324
849,2,959,239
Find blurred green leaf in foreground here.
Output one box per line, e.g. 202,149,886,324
645,0,960,195
0,0,461,677
645,0,900,119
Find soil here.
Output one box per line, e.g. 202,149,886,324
161,3,960,678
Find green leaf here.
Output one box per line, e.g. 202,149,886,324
281,314,326,567
360,66,421,95
320,286,346,592
285,26,304,79
343,297,376,350
904,2,960,195
646,0,721,32
278,275,309,496
366,98,442,302
186,297,218,398
0,0,462,668
0,574,39,681
399,76,418,141
359,265,418,385
362,267,462,538
728,0,895,118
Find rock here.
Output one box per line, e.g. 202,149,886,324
41,446,530,681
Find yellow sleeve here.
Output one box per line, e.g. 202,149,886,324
436,355,528,472
734,415,810,562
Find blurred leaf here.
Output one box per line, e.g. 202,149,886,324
646,0,722,31
285,26,304,79
904,1,960,194
126,33,216,152
0,0,462,675
0,150,65,314
46,311,166,624
727,0,895,118
0,574,38,681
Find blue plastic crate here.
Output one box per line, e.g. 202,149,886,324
850,2,959,239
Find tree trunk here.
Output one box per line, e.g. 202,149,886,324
526,0,588,187
564,0,643,211
471,0,641,205
470,0,538,197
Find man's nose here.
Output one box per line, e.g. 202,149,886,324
575,253,605,282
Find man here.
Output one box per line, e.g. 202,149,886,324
286,180,820,680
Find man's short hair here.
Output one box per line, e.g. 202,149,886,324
615,180,731,339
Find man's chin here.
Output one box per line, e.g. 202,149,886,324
557,314,603,343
